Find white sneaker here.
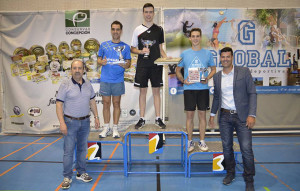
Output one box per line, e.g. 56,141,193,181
99,126,111,138
76,172,92,182
62,177,72,189
188,140,195,152
198,141,209,152
112,125,120,138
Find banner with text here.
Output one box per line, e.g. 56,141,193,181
0,9,160,134
164,8,300,95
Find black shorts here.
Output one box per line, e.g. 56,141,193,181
184,89,209,111
134,66,163,88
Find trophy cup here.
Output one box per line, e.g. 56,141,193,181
141,39,156,59
113,46,126,64
199,68,208,82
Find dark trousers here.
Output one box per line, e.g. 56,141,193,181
219,112,255,183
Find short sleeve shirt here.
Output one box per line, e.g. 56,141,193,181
178,48,215,90
56,78,96,117
98,40,131,83
131,24,164,68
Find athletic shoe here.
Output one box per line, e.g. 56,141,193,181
155,118,166,129
99,126,111,138
76,173,93,182
198,141,209,152
61,177,72,189
135,118,145,129
223,173,235,185
112,125,120,138
188,140,195,152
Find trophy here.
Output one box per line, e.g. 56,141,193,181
199,68,208,82
141,39,156,59
113,46,126,64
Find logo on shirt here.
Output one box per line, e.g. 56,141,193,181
190,56,204,68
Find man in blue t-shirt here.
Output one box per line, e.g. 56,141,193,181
176,28,216,152
97,20,131,138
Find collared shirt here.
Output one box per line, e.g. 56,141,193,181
56,77,96,117
221,67,236,110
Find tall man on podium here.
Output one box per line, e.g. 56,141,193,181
131,3,168,129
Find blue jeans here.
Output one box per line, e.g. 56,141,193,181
219,112,255,183
63,117,90,179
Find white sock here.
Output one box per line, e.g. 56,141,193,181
156,117,160,120
112,124,118,130
200,140,205,144
104,123,110,128
140,117,145,120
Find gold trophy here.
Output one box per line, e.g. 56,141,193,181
13,47,30,56
84,38,100,54
45,43,57,60
30,45,45,58
71,39,82,58
58,41,70,61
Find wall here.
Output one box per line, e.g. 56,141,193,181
0,0,299,11
0,0,300,129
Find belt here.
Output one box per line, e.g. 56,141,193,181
64,114,90,120
221,108,237,114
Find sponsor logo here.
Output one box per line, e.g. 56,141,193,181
65,10,90,35
87,142,102,160
30,120,40,128
11,106,24,118
170,88,177,95
149,133,164,154
129,109,136,116
28,107,42,117
13,106,21,115
213,153,225,171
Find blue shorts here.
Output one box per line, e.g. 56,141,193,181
100,82,125,96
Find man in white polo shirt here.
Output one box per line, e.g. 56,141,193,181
56,60,100,189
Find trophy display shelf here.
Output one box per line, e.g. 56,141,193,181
154,57,182,65
188,141,243,177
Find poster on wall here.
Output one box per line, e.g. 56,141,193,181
164,8,300,95
0,9,159,134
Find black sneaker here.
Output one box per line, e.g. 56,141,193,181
135,118,145,129
223,173,235,185
155,118,166,129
